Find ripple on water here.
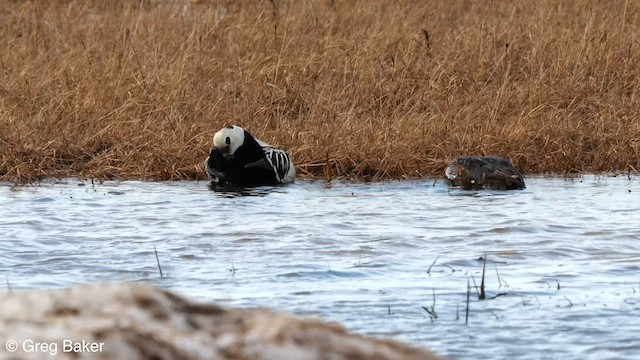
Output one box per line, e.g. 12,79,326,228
1,176,639,360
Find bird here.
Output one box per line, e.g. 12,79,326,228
204,125,296,186
444,156,525,190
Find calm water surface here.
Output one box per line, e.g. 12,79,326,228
1,176,639,359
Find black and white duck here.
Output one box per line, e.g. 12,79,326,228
205,125,296,186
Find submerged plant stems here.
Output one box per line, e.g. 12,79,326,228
465,279,470,325
480,255,486,300
1,0,640,182
154,246,163,278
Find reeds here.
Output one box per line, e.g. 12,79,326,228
1,0,640,182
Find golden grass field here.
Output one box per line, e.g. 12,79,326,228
1,0,639,182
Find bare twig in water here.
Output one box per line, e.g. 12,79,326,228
455,304,459,320
495,264,502,288
470,273,480,297
422,306,436,322
556,280,561,290
465,279,471,325
563,296,573,307
479,255,487,300
489,292,509,299
443,264,455,272
387,305,391,315
229,260,236,275
154,246,163,278
427,256,439,276
421,289,438,322
489,310,499,319
431,288,436,309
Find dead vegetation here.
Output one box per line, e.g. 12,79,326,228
1,0,639,182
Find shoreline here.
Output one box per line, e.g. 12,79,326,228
1,170,637,186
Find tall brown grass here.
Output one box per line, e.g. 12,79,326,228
1,0,639,182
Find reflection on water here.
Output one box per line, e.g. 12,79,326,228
0,176,639,360
207,182,279,197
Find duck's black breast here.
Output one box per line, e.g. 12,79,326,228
207,148,226,172
206,147,278,186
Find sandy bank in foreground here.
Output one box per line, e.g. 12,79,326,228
0,283,443,360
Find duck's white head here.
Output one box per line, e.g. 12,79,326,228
213,125,245,157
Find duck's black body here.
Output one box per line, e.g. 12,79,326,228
206,147,282,186
205,126,295,186
444,156,525,190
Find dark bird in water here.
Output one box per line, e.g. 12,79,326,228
204,125,296,186
444,156,525,190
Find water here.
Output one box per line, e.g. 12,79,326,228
1,176,639,359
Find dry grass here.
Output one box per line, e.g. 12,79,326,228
1,0,639,182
